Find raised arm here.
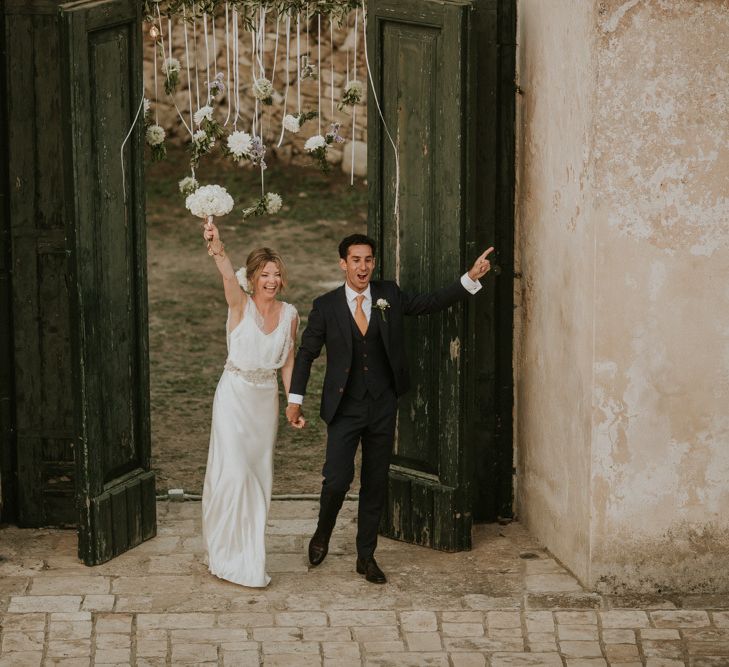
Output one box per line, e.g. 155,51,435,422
203,219,246,326
401,247,494,316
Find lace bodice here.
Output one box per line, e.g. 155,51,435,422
226,298,298,371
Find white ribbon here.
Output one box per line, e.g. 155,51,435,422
277,13,291,147
361,1,401,280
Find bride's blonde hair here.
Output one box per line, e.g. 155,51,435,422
246,247,288,294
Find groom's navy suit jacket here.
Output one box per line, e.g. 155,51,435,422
291,278,469,424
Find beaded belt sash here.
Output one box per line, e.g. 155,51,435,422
224,360,277,386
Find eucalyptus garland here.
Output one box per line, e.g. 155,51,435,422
143,0,361,27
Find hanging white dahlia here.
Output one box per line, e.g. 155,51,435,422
265,192,283,214
283,114,300,133
304,134,326,152
178,176,199,196
193,105,214,126
252,77,274,104
227,131,253,158
145,124,165,146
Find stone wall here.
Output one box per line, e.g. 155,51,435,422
143,13,368,174
516,0,729,593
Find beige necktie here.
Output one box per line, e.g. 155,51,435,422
354,294,368,335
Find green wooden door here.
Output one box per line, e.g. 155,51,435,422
368,0,514,550
60,0,156,565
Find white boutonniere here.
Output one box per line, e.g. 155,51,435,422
375,298,390,322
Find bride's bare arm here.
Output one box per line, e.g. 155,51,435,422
203,220,245,317
280,317,298,395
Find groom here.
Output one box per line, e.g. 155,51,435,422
286,234,493,583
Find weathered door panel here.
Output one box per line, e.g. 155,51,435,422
60,0,155,565
368,0,474,551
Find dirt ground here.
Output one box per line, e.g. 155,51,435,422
146,148,366,494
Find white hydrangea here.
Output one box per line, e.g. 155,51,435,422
185,184,234,219
265,192,283,214
193,129,208,145
178,176,199,196
304,134,326,152
345,80,364,96
252,77,274,101
162,57,181,74
283,114,300,133
227,130,253,157
145,124,166,146
193,105,214,126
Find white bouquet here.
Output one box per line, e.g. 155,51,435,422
185,184,234,219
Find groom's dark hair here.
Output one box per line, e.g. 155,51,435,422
339,233,377,259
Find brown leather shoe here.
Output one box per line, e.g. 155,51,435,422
356,556,387,584
308,529,330,566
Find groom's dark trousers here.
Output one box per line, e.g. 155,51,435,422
290,279,470,559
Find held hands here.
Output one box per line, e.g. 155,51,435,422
467,247,495,281
286,403,306,429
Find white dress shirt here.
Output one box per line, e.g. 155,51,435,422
287,274,481,405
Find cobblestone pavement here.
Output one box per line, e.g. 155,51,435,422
1,501,728,666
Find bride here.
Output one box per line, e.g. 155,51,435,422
201,220,299,587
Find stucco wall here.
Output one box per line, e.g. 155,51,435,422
516,0,729,592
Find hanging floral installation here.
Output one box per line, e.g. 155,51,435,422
139,0,371,228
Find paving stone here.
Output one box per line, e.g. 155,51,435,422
171,642,218,663
45,639,91,658
0,612,45,630
352,626,400,642
442,611,483,623
94,613,133,633
645,660,687,667
450,653,487,667
524,611,554,633
29,577,110,596
685,629,729,641
688,658,729,667
252,626,304,641
687,641,729,655
711,611,729,627
601,628,636,643
405,631,442,651
113,596,153,612
8,596,82,613
564,660,608,667
525,593,602,610
443,636,524,652
323,659,358,667
1,631,45,652
651,609,711,628
265,656,321,667
0,651,43,667
321,641,360,659
641,640,684,658
330,610,397,626
217,612,275,627
222,650,260,666
557,625,599,640
364,640,406,652
94,633,132,649
640,628,681,640
490,627,524,638
600,610,650,628
93,648,131,664
275,611,327,626
490,653,562,666
559,640,604,657
555,611,597,625
302,626,351,641
400,611,438,632
136,638,168,657
530,641,559,652
441,622,485,637
261,640,320,654
364,653,448,666
604,643,641,660
81,595,115,612
49,612,91,622
526,574,582,592
461,595,521,610
48,621,92,640
488,611,522,628
137,612,216,629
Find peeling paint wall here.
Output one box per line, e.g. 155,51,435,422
516,0,729,592
514,0,599,585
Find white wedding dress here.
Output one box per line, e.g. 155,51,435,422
202,297,298,587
